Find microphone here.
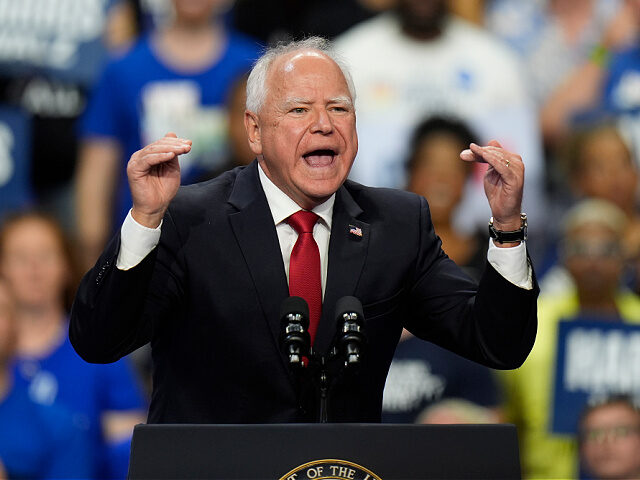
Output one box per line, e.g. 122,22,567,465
334,296,365,367
280,296,310,368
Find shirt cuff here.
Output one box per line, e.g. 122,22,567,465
486,239,533,290
116,210,162,270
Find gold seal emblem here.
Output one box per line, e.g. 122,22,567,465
279,458,382,480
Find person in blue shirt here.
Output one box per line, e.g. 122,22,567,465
76,0,261,270
0,276,92,480
0,211,146,479
0,0,139,228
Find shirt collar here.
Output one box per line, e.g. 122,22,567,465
258,162,335,229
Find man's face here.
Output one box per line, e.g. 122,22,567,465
396,0,447,37
245,50,358,209
172,0,231,21
581,403,640,479
564,224,623,299
407,133,470,224
0,218,69,310
576,130,638,213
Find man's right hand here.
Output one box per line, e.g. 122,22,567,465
127,132,191,228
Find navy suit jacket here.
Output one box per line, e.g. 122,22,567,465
70,161,538,423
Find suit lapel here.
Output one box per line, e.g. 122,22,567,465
315,184,370,353
228,162,290,363
228,167,370,359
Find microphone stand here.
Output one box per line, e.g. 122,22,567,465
315,296,366,422
281,296,365,423
318,356,329,423
307,347,338,423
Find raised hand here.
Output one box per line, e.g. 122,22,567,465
460,139,524,232
127,133,192,228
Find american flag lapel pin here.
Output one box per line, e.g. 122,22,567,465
349,224,363,237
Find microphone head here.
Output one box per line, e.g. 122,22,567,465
334,296,363,321
280,296,310,368
334,296,365,368
280,296,309,325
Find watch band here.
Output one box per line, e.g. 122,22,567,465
488,213,527,244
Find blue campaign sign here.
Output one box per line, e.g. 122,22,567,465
552,319,640,434
0,106,32,214
0,0,118,86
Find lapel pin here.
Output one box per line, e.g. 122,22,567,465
349,224,363,237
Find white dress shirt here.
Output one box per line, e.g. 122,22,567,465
117,163,533,290
257,163,333,298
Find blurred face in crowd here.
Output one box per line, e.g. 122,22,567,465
575,129,638,214
0,217,69,312
245,50,358,209
172,0,232,22
581,401,640,480
407,133,471,225
397,0,447,38
227,76,254,166
0,280,16,366
564,223,623,300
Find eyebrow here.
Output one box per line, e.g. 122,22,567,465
283,97,311,107
282,96,353,108
329,96,353,107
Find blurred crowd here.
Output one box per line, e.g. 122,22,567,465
2,0,640,478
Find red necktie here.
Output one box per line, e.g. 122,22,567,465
287,210,322,344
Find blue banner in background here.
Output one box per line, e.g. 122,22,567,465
0,0,118,86
552,319,640,434
0,106,32,214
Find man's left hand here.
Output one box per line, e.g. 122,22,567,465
460,139,524,234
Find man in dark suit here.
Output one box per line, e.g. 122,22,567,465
70,37,538,424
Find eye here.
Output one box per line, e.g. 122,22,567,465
290,107,306,114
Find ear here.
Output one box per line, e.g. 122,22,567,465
244,111,262,156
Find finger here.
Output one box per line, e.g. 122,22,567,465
460,148,486,163
472,143,522,167
128,154,179,176
154,137,192,147
131,143,191,168
138,152,182,166
157,133,192,147
127,152,180,180
145,142,192,154
469,143,513,174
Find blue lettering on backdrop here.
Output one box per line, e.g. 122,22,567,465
0,106,32,214
0,0,117,86
552,319,640,434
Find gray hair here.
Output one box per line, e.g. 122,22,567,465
245,37,356,113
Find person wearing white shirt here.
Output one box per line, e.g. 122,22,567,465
70,37,538,424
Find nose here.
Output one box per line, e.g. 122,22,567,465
310,107,333,134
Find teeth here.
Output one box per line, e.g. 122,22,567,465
305,154,334,167
303,149,336,167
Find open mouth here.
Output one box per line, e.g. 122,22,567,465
303,149,336,167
